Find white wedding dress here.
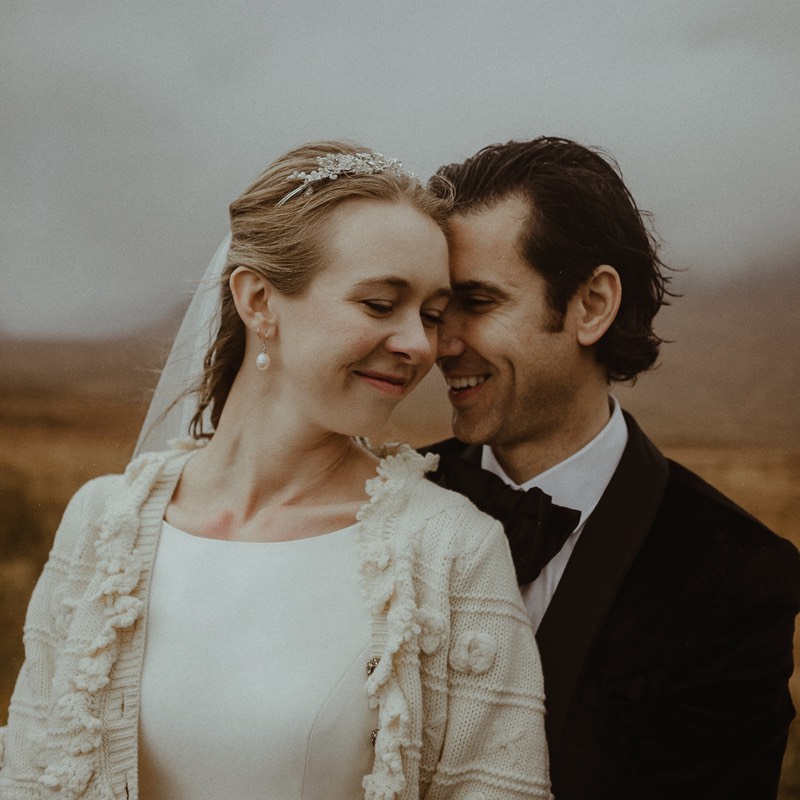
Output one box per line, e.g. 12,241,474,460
138,520,376,800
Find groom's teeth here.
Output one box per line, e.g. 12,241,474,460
446,376,486,389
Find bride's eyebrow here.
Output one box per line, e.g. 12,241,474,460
353,276,452,299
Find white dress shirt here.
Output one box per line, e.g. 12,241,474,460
481,397,628,632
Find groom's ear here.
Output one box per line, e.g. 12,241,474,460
573,264,621,347
230,267,278,331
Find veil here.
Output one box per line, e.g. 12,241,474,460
134,234,231,455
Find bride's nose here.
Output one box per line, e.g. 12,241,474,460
385,315,435,363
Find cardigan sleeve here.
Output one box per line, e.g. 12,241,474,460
424,513,553,800
0,476,114,791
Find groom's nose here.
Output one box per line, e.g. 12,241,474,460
436,314,466,360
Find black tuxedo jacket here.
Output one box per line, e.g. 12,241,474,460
424,412,800,799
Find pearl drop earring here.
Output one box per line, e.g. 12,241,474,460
255,327,271,371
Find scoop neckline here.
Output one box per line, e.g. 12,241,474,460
160,518,360,547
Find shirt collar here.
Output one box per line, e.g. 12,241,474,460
481,396,628,527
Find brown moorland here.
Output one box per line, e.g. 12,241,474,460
1,266,798,795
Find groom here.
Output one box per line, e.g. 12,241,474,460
424,137,800,799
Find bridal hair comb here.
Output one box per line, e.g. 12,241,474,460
277,152,415,206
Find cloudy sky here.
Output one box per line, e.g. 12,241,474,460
2,0,798,338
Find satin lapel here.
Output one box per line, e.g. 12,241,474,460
458,443,483,466
535,413,669,760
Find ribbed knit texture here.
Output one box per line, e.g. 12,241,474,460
1,442,551,800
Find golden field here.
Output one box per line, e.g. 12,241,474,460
1,287,799,796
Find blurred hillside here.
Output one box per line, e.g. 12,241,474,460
2,263,797,447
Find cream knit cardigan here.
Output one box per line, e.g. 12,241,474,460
0,442,551,800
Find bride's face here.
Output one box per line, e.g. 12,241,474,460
269,198,450,436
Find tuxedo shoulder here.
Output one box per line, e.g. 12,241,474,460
665,457,773,531
660,457,800,576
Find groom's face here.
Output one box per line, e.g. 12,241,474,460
436,195,584,451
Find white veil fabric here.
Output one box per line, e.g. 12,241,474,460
134,234,231,455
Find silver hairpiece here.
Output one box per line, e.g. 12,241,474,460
277,152,415,206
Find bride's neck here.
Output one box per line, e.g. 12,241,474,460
187,379,376,506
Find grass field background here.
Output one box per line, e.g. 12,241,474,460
1,266,798,795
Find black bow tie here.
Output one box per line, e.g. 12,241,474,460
426,452,581,586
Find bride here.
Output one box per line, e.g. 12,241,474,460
0,141,553,799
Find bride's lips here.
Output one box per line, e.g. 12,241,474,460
353,369,412,396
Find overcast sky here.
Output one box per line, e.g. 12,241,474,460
2,0,798,338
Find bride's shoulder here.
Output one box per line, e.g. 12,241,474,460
366,442,498,531
122,437,203,480
49,442,198,560
61,441,201,531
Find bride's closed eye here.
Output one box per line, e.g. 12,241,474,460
361,300,394,315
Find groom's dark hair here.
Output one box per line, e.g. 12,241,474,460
430,136,673,383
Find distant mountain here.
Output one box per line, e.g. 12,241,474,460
0,301,187,399
1,268,797,446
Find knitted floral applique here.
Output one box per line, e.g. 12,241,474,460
416,606,449,655
449,631,497,675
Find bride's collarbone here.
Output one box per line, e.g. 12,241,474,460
164,497,363,543
166,444,377,541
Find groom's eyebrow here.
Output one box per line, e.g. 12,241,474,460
452,279,510,299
